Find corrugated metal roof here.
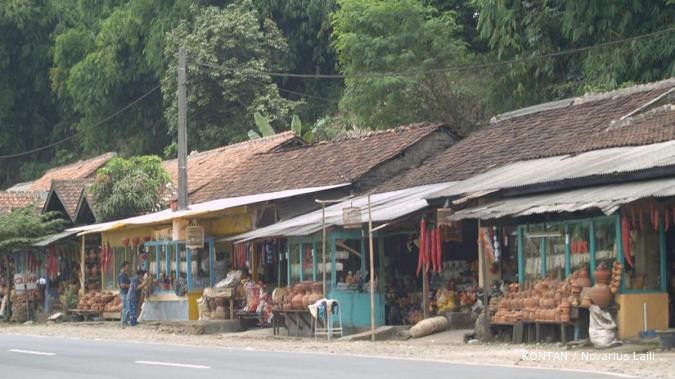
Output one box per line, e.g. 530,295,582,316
67,183,350,235
448,177,675,221
32,230,78,247
229,182,455,242
428,140,675,201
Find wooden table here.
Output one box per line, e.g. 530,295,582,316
273,309,315,337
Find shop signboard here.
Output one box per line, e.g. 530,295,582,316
14,272,38,292
342,206,362,229
186,225,204,249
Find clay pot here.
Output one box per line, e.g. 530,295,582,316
561,313,570,323
580,294,592,308
553,292,562,303
291,284,306,309
589,283,613,308
576,276,592,288
594,269,611,285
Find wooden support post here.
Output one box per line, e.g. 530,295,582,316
80,235,85,296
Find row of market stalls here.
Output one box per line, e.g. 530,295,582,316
2,79,674,342
1,123,456,323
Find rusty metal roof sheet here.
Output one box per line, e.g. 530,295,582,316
448,177,675,221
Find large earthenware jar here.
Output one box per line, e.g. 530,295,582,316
594,268,611,285
589,283,613,308
291,284,306,309
308,282,323,304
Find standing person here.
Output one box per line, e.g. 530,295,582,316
118,262,131,326
127,270,147,326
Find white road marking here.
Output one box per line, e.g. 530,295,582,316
135,361,210,369
8,349,56,356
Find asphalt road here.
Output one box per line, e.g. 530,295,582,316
0,334,625,379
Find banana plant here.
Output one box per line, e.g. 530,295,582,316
249,113,314,142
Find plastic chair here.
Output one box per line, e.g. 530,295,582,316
313,300,343,340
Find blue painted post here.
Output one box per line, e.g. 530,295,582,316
175,243,180,282
156,245,162,280
589,221,596,284
517,226,525,285
378,237,385,293
209,239,216,287
165,243,171,283
331,235,337,289
360,234,366,274
286,248,292,287
299,243,304,282
186,247,193,292
659,214,667,292
540,237,546,277
564,224,571,277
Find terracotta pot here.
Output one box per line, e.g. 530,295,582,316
291,284,306,309
561,313,570,322
590,283,613,308
553,292,562,303
595,269,611,285
576,276,592,288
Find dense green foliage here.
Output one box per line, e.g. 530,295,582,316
0,0,673,188
89,155,171,221
0,207,65,251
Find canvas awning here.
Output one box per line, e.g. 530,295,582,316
67,183,350,235
447,177,675,221
229,182,456,242
31,230,78,247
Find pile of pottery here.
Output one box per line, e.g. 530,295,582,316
281,281,324,310
492,268,596,324
589,262,621,309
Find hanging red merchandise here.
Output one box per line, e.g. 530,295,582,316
417,218,427,277
425,228,433,273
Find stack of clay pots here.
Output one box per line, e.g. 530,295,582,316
609,261,623,294
289,281,324,310
589,262,614,308
491,266,598,324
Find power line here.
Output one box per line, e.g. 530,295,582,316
0,85,161,160
194,26,675,79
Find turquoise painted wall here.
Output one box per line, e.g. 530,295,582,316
328,289,385,328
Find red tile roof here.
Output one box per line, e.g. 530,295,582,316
46,179,93,221
192,122,450,203
163,131,304,201
0,191,43,214
29,152,116,192
379,79,675,191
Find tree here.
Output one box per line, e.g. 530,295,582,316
332,0,486,133
0,0,63,187
254,0,343,124
89,155,171,221
0,207,65,251
473,0,675,112
50,0,188,156
162,1,298,149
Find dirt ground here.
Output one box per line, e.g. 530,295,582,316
1,322,673,378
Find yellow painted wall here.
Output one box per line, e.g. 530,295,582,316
616,292,669,338
187,291,201,320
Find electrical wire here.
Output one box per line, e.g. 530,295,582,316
194,26,675,79
0,84,161,160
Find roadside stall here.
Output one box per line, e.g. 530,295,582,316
444,178,675,341
231,183,455,335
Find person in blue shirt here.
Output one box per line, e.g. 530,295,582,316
118,262,131,326
127,270,148,326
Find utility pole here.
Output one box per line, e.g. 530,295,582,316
177,47,188,210
368,194,375,341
